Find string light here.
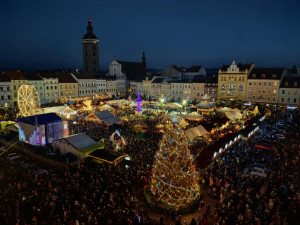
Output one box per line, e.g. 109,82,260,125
150,124,200,208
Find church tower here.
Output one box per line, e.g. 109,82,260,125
142,51,146,67
82,20,99,74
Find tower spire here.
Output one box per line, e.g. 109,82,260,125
142,50,146,67
87,19,93,34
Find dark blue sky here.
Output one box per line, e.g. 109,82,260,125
0,0,299,70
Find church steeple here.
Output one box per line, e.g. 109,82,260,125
142,51,146,67
83,20,98,40
82,19,100,74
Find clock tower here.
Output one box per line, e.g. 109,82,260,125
82,20,99,74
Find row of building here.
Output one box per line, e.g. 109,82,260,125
216,61,300,109
1,61,300,110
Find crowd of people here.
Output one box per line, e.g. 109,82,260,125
0,111,299,225
201,116,300,225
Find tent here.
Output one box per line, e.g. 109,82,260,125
185,112,204,121
129,102,137,107
162,115,189,128
217,107,233,112
201,93,211,101
99,104,114,111
167,102,183,108
195,102,215,109
185,125,208,141
224,111,243,121
105,100,125,106
85,111,122,125
60,106,76,118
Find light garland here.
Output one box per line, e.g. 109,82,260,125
150,124,200,208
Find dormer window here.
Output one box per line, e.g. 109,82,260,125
294,82,298,87
262,74,266,78
285,82,288,86
272,74,276,79
252,74,256,78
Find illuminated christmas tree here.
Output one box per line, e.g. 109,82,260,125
149,124,200,209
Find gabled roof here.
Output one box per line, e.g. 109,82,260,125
24,72,42,81
63,133,97,150
4,70,26,80
89,110,122,125
248,68,285,80
57,74,78,83
72,73,96,79
116,61,148,80
18,113,61,126
151,78,165,83
280,77,300,88
0,72,11,82
221,63,253,72
186,66,203,72
37,72,58,79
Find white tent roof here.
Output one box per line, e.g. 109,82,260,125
100,104,113,111
185,125,208,141
201,93,211,100
185,111,204,120
129,102,137,107
195,102,215,109
217,107,233,112
224,111,243,121
105,100,124,106
162,115,189,128
167,102,183,108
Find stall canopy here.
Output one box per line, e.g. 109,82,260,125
185,111,204,120
224,111,243,121
185,125,208,141
105,99,125,106
167,102,183,108
195,102,215,109
99,104,114,111
201,93,211,101
85,110,121,125
217,107,232,112
162,115,189,128
129,102,137,107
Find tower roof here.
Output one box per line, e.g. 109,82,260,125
83,20,98,40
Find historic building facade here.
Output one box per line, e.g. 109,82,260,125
279,76,300,108
0,72,12,108
217,61,254,101
246,68,287,109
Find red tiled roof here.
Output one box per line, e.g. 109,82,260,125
57,74,78,83
72,73,96,79
4,70,26,80
0,72,11,82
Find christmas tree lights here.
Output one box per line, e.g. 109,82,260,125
149,124,200,209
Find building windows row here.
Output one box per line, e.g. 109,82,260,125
281,98,297,103
0,95,10,100
0,87,10,91
281,90,298,95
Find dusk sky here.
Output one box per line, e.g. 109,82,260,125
0,0,299,71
